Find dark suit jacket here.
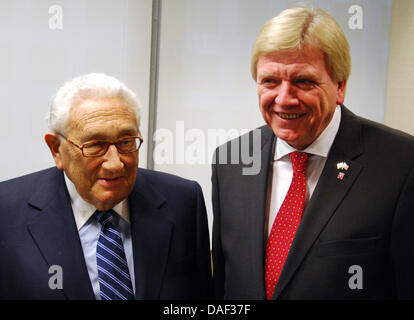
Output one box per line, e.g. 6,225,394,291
0,167,213,300
212,106,414,299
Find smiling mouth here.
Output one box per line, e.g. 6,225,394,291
277,112,306,120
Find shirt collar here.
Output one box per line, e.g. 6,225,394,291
274,105,342,160
64,173,130,230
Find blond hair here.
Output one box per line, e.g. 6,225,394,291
251,7,351,82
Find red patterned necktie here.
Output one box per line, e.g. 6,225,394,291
265,151,309,300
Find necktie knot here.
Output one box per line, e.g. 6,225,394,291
95,210,116,228
290,151,308,174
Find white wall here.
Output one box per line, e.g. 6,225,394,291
385,0,414,135
0,0,152,182
154,0,394,241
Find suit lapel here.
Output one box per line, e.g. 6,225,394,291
273,106,364,299
244,126,275,298
26,167,173,300
128,170,172,300
26,168,95,300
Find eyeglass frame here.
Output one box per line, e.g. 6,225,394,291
57,132,144,158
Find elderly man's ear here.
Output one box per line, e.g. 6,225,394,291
45,133,64,170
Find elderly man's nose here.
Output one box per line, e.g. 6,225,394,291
102,145,124,170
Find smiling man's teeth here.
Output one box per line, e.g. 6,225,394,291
278,113,301,119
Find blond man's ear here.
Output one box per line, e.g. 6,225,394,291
336,79,347,105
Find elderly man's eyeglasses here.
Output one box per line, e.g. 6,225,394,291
58,133,143,158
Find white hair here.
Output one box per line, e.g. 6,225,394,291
47,73,142,134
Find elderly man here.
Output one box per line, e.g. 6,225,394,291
0,73,212,300
212,7,414,299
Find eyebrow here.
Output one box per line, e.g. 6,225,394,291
292,72,319,80
82,128,139,142
257,72,278,79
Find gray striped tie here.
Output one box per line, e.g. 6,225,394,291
95,210,134,300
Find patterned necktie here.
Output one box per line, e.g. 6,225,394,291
265,151,309,300
95,210,134,300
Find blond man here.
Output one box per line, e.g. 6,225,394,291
212,7,414,299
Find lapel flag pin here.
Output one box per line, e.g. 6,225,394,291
336,162,349,180
337,172,345,180
336,162,349,171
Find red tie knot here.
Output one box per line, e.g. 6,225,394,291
290,151,308,174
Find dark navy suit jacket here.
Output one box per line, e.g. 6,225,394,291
212,106,414,299
0,167,213,300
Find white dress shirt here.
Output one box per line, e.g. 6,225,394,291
266,106,342,236
64,174,136,300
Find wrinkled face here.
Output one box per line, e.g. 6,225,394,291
53,97,140,211
256,44,346,150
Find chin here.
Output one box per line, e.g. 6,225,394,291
273,128,298,142
94,195,125,211
96,202,119,212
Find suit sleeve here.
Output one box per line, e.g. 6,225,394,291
193,180,214,299
211,149,225,299
391,166,414,298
